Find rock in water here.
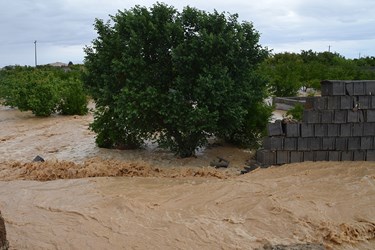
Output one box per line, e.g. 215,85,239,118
0,211,8,250
32,155,45,162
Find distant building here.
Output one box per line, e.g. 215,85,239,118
48,62,68,67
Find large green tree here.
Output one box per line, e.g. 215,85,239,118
84,3,271,157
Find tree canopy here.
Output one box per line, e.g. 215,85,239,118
84,3,271,157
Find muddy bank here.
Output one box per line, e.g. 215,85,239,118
0,162,374,250
0,158,235,181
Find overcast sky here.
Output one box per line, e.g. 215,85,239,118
1,0,374,67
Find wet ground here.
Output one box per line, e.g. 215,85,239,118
0,106,374,250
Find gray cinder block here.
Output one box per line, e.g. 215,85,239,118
361,137,373,150
353,150,366,161
301,124,314,137
353,82,365,95
304,151,314,161
359,110,364,122
351,123,363,137
314,124,327,137
304,97,314,110
366,150,375,161
285,123,300,137
347,110,359,123
328,151,340,161
363,123,375,136
284,138,297,150
341,151,353,161
333,110,347,123
346,82,354,96
310,138,322,151
365,81,375,95
277,151,289,165
263,137,283,150
340,123,352,137
348,137,361,150
321,110,333,123
315,97,327,110
366,110,375,122
322,137,335,150
321,80,346,96
327,124,340,137
298,138,309,151
305,97,326,110
303,110,320,123
256,150,276,165
290,151,304,163
327,96,340,110
315,151,328,161
340,96,353,109
267,120,284,136
358,96,370,109
336,137,348,151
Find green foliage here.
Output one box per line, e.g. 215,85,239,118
84,3,270,157
0,65,88,117
286,103,304,121
58,78,88,115
259,50,375,97
259,52,303,97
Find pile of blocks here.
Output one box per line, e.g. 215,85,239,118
256,80,375,166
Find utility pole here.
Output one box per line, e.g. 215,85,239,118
34,40,37,67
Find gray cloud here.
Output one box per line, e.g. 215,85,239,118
1,0,374,67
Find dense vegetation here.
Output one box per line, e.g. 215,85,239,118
260,50,375,97
0,65,88,116
84,3,272,157
1,2,374,158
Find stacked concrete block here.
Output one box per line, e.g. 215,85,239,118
257,80,375,166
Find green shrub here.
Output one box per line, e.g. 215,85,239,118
0,66,88,117
58,78,88,115
25,81,60,117
286,103,304,121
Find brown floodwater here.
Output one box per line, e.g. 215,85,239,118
0,106,374,250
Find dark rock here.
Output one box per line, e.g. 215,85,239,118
210,157,229,168
32,155,45,162
260,243,326,250
0,211,8,250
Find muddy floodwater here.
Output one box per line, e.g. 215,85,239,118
0,106,374,250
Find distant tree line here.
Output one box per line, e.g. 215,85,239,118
259,50,375,97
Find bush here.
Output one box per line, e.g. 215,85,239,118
84,3,270,157
0,66,88,117
286,103,304,121
58,78,88,115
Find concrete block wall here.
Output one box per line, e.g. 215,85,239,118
256,80,375,166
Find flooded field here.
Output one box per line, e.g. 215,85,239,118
0,106,374,249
